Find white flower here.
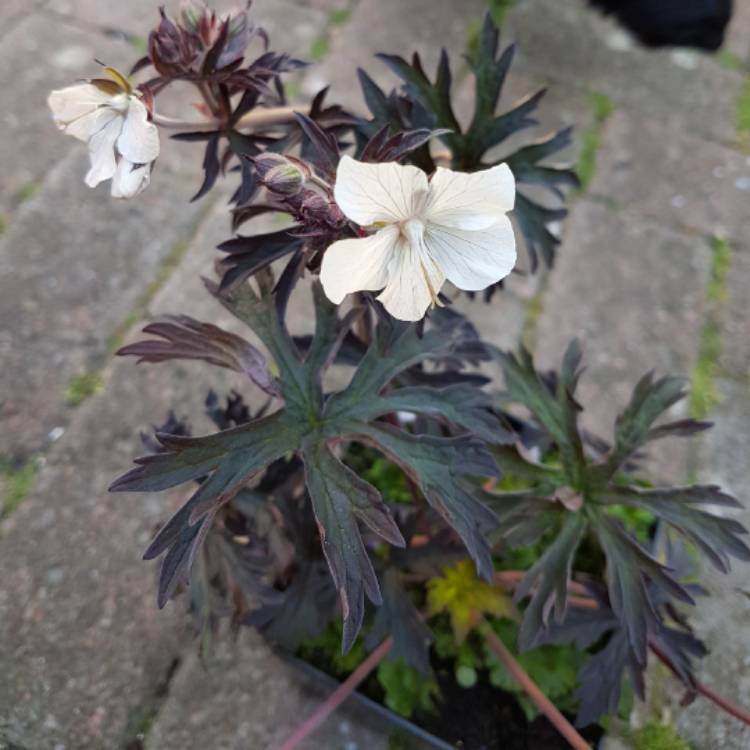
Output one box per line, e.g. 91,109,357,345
320,156,517,321
48,69,160,199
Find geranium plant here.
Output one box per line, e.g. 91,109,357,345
49,3,750,747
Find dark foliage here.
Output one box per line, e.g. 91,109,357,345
114,271,506,651
356,14,578,277
104,5,749,733
484,341,749,724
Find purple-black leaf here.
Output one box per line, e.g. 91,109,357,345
117,315,278,396
603,485,750,573
366,568,433,674
217,228,304,291
303,441,405,653
515,512,588,651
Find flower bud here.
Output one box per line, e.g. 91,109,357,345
179,0,206,33
253,154,306,196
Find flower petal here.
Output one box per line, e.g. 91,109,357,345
319,225,399,304
425,163,515,230
48,84,113,136
377,237,445,322
111,158,152,199
424,215,516,291
84,115,122,188
334,155,429,226
117,97,160,164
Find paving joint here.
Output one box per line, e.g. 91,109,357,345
688,235,733,421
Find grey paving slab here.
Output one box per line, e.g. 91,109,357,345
0,183,259,750
720,242,750,379
254,0,329,52
45,0,167,36
288,0,353,12
0,348,234,749
45,0,242,37
726,0,750,63
47,0,330,54
144,635,394,750
534,200,711,482
504,0,745,146
301,0,485,110
592,110,750,245
0,146,211,461
0,13,136,215
495,70,594,166
0,0,47,33
672,378,750,750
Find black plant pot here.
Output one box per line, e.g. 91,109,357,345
281,651,608,750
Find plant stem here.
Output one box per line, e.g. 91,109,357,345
151,104,310,132
494,570,590,597
649,641,750,727
480,619,591,750
277,637,393,750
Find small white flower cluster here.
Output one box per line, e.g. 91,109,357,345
48,71,517,315
48,69,160,199
320,156,517,321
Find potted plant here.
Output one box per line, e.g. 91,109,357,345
48,3,750,747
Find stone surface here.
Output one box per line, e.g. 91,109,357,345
301,0,484,109
0,147,213,461
255,0,329,53
144,635,399,750
534,200,711,481
0,13,135,214
726,0,750,63
504,0,744,146
46,0,170,36
0,1,47,32
0,195,251,748
592,111,750,245
672,378,750,750
3,0,750,747
0,348,209,749
719,243,750,379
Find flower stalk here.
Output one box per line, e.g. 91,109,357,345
479,619,592,750
150,104,310,132
277,637,394,750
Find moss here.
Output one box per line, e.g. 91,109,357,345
1,459,40,518
707,236,732,303
487,0,517,26
328,8,352,26
632,722,691,750
521,292,544,351
65,370,104,406
106,310,141,353
107,234,196,353
15,181,41,204
717,49,744,72
576,92,615,191
738,77,750,152
309,6,353,62
467,1,516,56
123,658,180,746
309,35,330,61
689,323,722,418
688,237,733,419
283,78,303,103
130,34,148,55
0,214,7,236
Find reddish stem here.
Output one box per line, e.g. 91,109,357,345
649,641,750,727
277,638,393,750
496,572,750,727
480,619,591,750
